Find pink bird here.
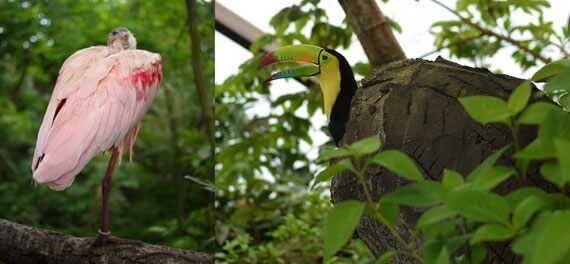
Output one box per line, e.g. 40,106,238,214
31,27,162,246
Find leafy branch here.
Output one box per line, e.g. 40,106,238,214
430,0,552,64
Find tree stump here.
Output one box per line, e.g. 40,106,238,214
331,57,553,263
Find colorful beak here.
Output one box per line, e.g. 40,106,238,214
258,44,323,84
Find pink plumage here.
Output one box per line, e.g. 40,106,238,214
32,37,162,191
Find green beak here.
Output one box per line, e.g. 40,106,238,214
258,44,323,84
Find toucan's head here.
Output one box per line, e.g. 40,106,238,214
259,44,357,145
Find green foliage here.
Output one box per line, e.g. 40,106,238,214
430,0,565,70
314,65,570,262
216,0,376,261
0,0,214,251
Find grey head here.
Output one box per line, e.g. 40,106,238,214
107,27,137,50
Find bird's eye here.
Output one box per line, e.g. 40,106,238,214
322,55,328,60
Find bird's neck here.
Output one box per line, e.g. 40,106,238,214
326,56,357,146
318,70,341,122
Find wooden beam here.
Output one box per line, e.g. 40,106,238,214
215,2,316,88
215,3,278,52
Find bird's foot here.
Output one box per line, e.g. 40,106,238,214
88,230,144,250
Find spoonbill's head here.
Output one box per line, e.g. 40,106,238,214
107,27,137,50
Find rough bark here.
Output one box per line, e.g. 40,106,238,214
338,0,406,66
331,58,555,263
0,218,213,264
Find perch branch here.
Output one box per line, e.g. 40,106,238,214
0,218,213,264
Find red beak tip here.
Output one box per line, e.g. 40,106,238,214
258,53,277,69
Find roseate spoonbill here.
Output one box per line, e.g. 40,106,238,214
31,27,162,247
259,44,357,145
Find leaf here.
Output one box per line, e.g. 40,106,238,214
531,59,570,82
415,205,456,234
459,96,511,124
538,110,570,149
323,200,366,259
559,93,570,110
518,102,560,125
544,65,570,95
514,139,555,160
378,198,399,229
513,212,551,261
386,16,402,33
505,187,547,209
318,147,351,162
383,181,447,207
471,224,514,244
470,244,487,264
554,139,570,183
374,250,396,264
368,150,425,182
312,159,354,189
445,191,511,225
541,161,565,188
442,169,464,190
507,81,532,115
472,166,514,191
352,62,371,77
346,135,381,159
512,196,546,230
435,246,451,264
467,145,510,182
530,211,570,264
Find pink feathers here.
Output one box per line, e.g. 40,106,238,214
31,46,162,191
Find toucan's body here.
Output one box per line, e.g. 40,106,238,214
259,45,358,145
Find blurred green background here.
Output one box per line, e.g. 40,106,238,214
0,0,214,252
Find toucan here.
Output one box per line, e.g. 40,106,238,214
259,44,358,146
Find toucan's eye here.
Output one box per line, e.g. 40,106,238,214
322,55,328,60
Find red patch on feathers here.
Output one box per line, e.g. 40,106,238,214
129,62,162,99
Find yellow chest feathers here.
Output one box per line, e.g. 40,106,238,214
317,59,341,122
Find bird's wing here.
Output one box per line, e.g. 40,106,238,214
33,46,110,157
32,49,162,191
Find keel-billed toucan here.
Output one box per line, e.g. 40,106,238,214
259,44,357,145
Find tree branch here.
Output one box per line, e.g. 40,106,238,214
0,218,213,263
338,0,406,66
430,0,552,64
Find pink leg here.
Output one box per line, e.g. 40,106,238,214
89,148,142,249
101,147,119,234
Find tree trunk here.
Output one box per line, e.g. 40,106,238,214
338,0,406,66
0,218,213,263
331,58,554,263
186,0,216,164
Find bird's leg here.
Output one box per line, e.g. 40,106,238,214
89,148,142,249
